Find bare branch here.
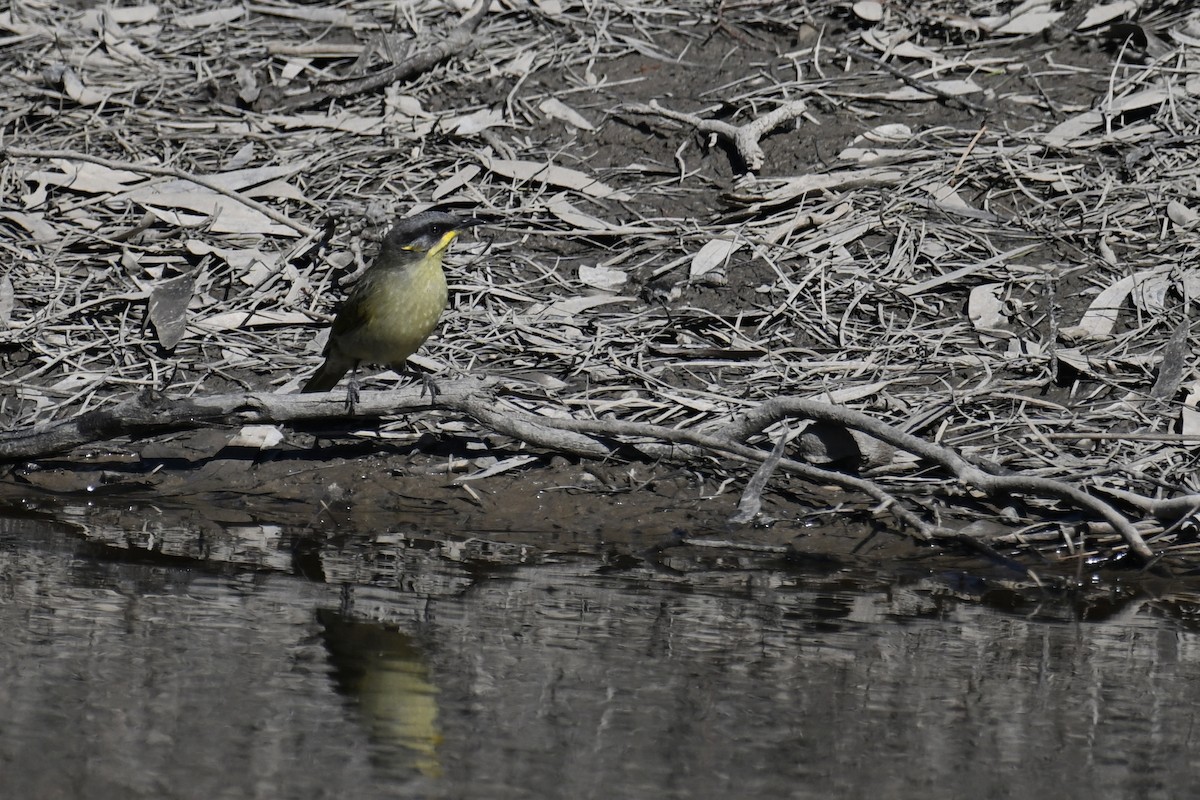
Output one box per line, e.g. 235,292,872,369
0,382,1152,560
619,99,808,172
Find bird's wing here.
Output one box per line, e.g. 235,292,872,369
328,287,374,342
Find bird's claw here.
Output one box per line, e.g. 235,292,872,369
420,372,439,404
345,373,361,412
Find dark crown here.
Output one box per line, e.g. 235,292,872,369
384,211,479,252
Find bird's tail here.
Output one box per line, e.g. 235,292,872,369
302,358,350,393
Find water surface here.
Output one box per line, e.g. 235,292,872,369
0,506,1196,799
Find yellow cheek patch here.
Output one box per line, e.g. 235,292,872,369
400,230,458,254
429,230,459,257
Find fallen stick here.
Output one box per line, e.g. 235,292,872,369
263,0,489,113
0,378,1154,560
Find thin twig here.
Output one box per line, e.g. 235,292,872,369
836,44,992,114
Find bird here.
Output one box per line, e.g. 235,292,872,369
302,211,480,396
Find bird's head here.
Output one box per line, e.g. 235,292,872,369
382,211,482,258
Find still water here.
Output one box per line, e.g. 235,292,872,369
0,504,1197,799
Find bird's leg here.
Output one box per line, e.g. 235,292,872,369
345,362,362,412
392,367,439,404
419,372,439,405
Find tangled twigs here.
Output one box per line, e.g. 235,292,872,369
619,99,809,172
462,397,939,538
0,381,1154,561
725,396,1154,560
491,408,1149,561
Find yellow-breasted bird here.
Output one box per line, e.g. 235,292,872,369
302,211,480,394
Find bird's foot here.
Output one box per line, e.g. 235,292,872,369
396,369,439,404
345,373,361,413
419,372,439,404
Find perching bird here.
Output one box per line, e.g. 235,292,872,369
302,211,479,394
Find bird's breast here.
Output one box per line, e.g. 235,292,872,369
334,258,449,366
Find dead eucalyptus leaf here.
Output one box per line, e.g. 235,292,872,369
860,31,941,62
223,143,256,171
1168,199,1198,227
499,51,537,78
539,97,596,131
148,272,196,350
968,283,1006,335
194,309,313,332
1044,88,1172,147
175,6,245,28
185,240,271,279
455,454,543,483
60,66,111,106
883,79,982,102
690,238,743,278
1098,237,1118,267
245,3,357,25
924,182,977,212
137,196,298,236
852,1,883,23
579,265,627,291
1074,274,1137,338
0,276,13,327
228,425,285,450
858,123,911,143
535,295,636,318
481,156,632,201
450,108,506,136
269,112,387,135
993,10,1060,35
1082,1,1139,29
1151,317,1190,400
0,210,57,242
24,159,144,194
0,10,52,37
128,164,303,194
727,167,904,208
432,165,482,200
545,194,616,231
1131,268,1172,315
119,165,308,236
